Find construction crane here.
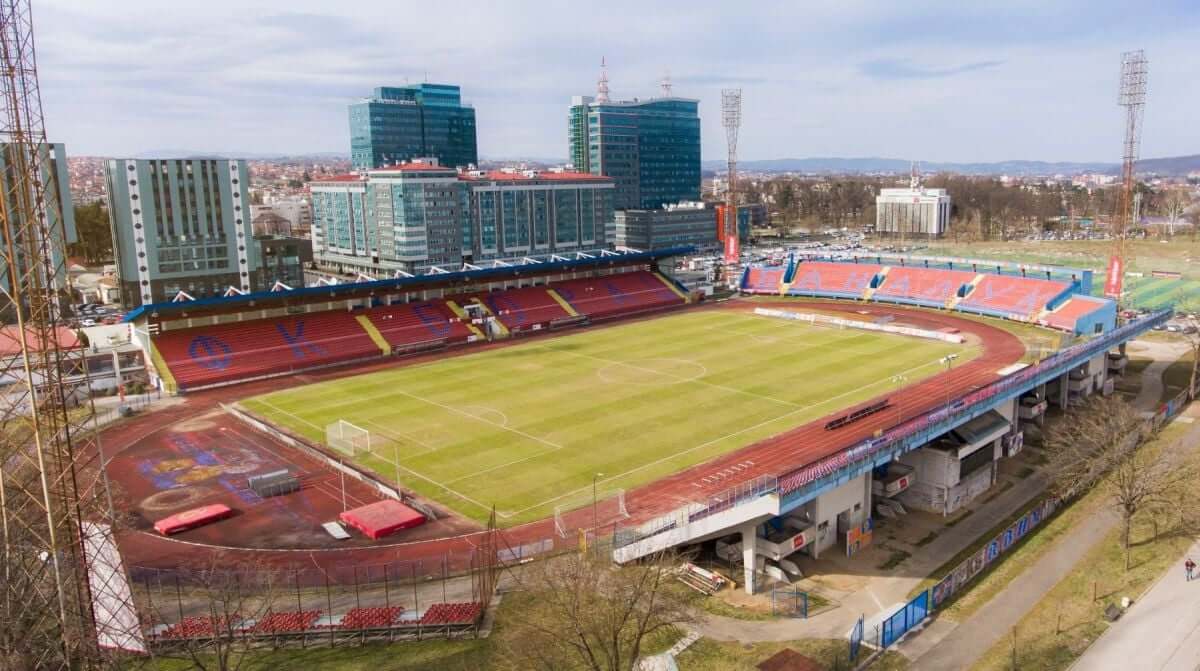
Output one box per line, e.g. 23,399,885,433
0,1,119,667
1105,50,1148,302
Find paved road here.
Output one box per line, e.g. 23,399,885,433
1072,538,1200,671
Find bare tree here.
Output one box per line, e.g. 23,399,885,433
499,551,695,671
1046,396,1195,570
141,558,279,671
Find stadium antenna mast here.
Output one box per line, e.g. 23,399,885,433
0,0,126,666
721,88,742,279
596,57,610,103
1106,49,1147,302
660,70,672,97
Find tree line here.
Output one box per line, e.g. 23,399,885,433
743,174,1196,241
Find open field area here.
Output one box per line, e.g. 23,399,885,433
921,239,1200,311
242,308,969,525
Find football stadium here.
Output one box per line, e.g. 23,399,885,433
99,247,1168,643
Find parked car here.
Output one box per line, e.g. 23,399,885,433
80,319,96,327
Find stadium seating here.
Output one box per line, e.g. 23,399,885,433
743,266,785,294
153,311,382,390
458,287,572,330
958,275,1070,318
365,300,474,349
787,262,881,298
553,271,684,319
159,615,237,639
338,606,405,629
419,602,483,625
1038,295,1111,332
874,267,976,306
251,610,322,634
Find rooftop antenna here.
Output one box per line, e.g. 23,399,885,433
1105,49,1148,301
597,57,610,103
660,70,672,96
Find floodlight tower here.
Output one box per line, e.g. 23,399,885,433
0,0,118,667
1105,49,1147,301
721,89,742,276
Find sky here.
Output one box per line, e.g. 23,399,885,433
36,0,1200,163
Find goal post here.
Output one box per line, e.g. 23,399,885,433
553,488,629,538
325,420,371,457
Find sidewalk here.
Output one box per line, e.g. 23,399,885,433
1071,538,1200,670
905,354,1200,669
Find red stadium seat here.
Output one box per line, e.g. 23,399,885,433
419,602,482,625
250,610,321,634
743,266,785,293
153,311,382,390
453,286,572,330
1038,296,1110,332
552,271,684,320
339,606,404,629
874,267,976,304
365,300,473,349
959,275,1070,317
787,262,881,297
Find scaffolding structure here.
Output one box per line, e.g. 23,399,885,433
0,1,120,667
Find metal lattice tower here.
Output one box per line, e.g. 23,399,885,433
721,89,742,244
1109,49,1147,299
0,1,119,667
596,57,610,103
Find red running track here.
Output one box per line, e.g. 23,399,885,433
97,299,1024,577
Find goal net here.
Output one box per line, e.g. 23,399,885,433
554,488,629,538
326,420,371,457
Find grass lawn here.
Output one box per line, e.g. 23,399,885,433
969,420,1199,671
921,239,1200,311
241,309,969,525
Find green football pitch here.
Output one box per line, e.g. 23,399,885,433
241,309,972,525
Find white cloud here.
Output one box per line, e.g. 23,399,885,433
34,0,1200,161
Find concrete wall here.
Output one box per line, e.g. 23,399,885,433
811,474,869,558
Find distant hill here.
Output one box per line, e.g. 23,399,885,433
135,150,346,160
702,154,1200,176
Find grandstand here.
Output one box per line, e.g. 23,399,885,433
126,248,692,393
741,255,1116,336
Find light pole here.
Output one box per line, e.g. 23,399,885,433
940,354,959,411
891,374,908,426
592,472,604,535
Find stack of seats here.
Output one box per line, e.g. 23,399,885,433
153,312,380,390
250,610,321,634
959,275,1069,317
874,268,976,305
338,606,404,629
787,262,881,298
365,301,473,348
743,266,785,293
553,271,683,319
419,602,482,625
459,287,571,330
160,615,235,639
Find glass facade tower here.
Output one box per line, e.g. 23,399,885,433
567,95,701,210
349,84,478,170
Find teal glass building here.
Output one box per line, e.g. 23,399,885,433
568,95,701,210
349,84,478,170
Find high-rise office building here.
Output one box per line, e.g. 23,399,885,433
0,142,75,321
105,158,261,307
568,93,701,210
310,162,614,275
349,84,478,170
